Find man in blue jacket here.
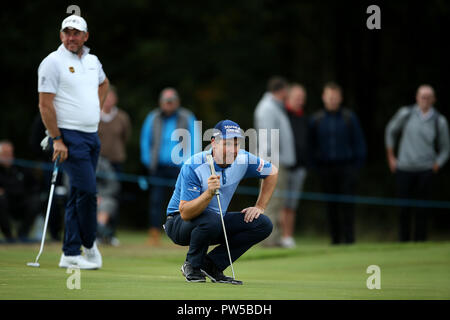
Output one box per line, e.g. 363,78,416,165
140,88,199,245
308,82,367,245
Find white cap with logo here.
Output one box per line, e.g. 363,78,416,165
61,15,88,32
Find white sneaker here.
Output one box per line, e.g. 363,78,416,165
83,241,102,268
58,254,99,269
281,237,296,248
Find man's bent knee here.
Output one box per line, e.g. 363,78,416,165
199,217,222,235
258,214,273,238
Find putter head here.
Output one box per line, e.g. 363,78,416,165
27,262,40,267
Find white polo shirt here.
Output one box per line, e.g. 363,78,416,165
38,44,106,133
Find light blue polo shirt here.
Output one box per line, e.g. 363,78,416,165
167,149,273,216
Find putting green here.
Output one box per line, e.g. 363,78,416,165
1,232,449,300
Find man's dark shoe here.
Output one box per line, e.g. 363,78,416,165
180,261,206,283
201,258,243,285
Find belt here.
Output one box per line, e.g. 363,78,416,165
163,212,179,231
166,212,180,221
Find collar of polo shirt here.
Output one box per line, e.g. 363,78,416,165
58,43,90,59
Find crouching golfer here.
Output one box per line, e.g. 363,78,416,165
164,120,278,284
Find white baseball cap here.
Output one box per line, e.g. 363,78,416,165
61,15,88,32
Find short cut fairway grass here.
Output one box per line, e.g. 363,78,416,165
1,231,449,300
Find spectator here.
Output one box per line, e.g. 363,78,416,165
98,85,131,173
96,156,121,246
385,84,450,242
280,84,309,248
254,76,296,247
140,87,199,246
309,82,367,245
0,140,41,243
97,85,131,245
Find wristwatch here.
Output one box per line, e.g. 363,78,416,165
52,135,62,141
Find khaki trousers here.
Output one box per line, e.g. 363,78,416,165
261,165,287,246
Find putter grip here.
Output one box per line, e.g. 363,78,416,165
206,155,220,195
50,155,61,185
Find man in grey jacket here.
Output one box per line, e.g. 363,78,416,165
254,76,296,246
385,84,450,242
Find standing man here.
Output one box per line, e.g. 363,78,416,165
254,76,295,247
309,82,367,245
38,15,109,269
140,87,199,246
164,120,276,283
385,84,449,242
280,84,309,248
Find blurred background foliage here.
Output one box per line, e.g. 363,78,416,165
1,0,449,237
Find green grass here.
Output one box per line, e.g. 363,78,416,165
0,231,449,300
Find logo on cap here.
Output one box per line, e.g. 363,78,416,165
61,14,87,32
69,66,75,73
213,120,244,139
224,125,241,135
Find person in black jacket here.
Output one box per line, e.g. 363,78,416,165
0,140,41,242
280,84,309,248
308,82,367,245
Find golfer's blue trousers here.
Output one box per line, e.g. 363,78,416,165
58,129,100,256
164,211,273,271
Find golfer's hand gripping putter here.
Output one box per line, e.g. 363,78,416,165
206,154,220,195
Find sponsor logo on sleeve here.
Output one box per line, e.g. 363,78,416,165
188,186,201,193
256,159,264,173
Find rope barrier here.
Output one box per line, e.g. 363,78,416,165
11,158,450,209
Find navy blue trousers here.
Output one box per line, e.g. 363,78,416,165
164,211,273,271
59,129,100,256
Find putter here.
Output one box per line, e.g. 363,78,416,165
206,154,242,285
27,155,60,268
